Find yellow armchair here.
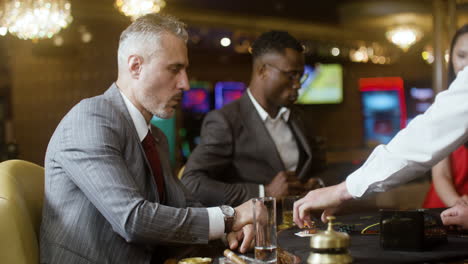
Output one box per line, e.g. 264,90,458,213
0,160,44,264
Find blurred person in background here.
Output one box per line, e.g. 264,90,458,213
182,31,326,207
423,24,468,209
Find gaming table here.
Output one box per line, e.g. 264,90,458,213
278,211,468,264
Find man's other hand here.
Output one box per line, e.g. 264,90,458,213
226,224,254,253
265,171,288,199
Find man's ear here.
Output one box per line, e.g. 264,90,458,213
256,63,267,80
128,55,143,79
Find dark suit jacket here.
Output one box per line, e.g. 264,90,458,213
40,84,209,264
182,93,325,207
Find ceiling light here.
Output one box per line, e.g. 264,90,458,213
1,0,73,40
0,27,7,36
115,0,166,20
220,37,231,47
386,25,423,52
330,47,340,56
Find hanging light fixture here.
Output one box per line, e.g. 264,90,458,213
115,0,166,20
386,25,423,52
1,0,73,40
0,2,12,36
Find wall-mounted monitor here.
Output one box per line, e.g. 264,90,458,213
359,77,406,146
182,81,211,114
297,64,343,104
214,81,246,109
406,87,434,124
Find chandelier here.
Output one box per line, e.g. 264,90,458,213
115,0,166,20
0,0,73,40
386,25,423,52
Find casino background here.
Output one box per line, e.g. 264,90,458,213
0,0,466,210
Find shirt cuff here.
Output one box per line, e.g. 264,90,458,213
207,207,225,240
259,184,265,197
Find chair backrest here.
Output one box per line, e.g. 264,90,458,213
0,160,45,264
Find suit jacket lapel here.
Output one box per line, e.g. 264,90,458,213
289,110,312,180
104,84,159,202
150,128,186,208
239,94,285,172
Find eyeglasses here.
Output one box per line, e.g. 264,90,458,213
265,64,309,85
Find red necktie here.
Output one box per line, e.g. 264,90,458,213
142,130,165,201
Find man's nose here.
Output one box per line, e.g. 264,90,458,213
179,70,190,91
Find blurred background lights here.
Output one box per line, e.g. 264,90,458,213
350,46,369,63
386,25,423,51
79,25,92,43
53,35,64,46
0,26,7,36
115,0,166,20
1,0,73,40
331,47,340,56
220,37,231,47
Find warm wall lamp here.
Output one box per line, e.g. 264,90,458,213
386,25,423,52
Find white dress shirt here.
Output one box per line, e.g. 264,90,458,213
346,66,468,198
120,90,225,239
247,89,300,196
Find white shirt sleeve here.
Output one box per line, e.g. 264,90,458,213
259,184,265,197
346,66,468,198
207,207,225,240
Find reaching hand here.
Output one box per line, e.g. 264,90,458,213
441,203,468,230
226,224,254,253
293,181,352,228
265,171,289,199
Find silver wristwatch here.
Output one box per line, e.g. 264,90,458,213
220,205,236,233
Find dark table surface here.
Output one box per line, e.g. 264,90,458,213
277,211,468,264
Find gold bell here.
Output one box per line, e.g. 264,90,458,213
307,216,352,264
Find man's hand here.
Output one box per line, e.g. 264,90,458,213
265,171,307,198
233,199,253,232
293,181,352,227
265,171,289,198
441,203,468,230
226,224,254,253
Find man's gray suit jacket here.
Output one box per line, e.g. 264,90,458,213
182,93,325,207
40,84,209,264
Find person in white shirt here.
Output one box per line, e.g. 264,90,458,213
182,31,325,207
293,64,468,230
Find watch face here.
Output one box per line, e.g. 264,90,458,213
222,205,235,216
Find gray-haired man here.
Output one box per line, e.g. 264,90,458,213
40,13,253,264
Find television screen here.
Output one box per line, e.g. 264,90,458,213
182,88,210,113
297,64,343,104
406,87,434,123
359,77,406,146
361,90,402,145
214,81,246,109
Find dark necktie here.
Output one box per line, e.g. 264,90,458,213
142,130,165,201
